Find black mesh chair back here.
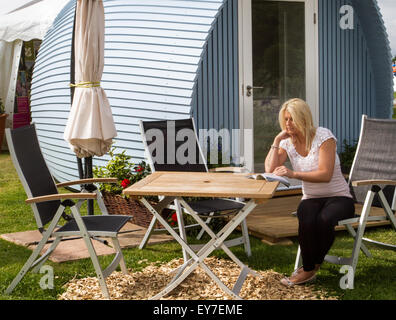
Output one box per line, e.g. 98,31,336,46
140,118,208,172
348,116,396,206
6,124,60,227
138,118,251,257
5,124,133,299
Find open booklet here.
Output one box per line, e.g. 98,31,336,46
246,173,290,188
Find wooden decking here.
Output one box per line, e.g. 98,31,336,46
245,190,392,245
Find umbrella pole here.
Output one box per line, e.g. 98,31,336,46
76,157,94,215
77,158,83,178
85,156,94,215
70,5,94,215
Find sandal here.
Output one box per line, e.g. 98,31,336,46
291,264,321,277
280,272,317,287
291,266,304,277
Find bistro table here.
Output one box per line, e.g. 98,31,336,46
123,171,279,300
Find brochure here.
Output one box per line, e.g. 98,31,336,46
247,173,290,187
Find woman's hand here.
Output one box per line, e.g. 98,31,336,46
273,166,295,179
272,139,336,183
265,131,289,173
274,130,290,145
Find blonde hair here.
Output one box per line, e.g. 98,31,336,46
279,98,316,152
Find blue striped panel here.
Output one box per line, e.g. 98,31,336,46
192,0,238,137
352,0,393,119
319,0,393,150
319,0,376,149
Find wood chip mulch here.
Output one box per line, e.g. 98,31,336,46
58,257,337,300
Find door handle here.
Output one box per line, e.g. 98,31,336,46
246,85,264,97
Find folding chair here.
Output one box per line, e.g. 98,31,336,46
138,118,252,257
4,124,132,299
294,115,396,285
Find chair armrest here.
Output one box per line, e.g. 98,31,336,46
209,166,248,173
351,179,396,187
56,178,118,188
25,193,97,204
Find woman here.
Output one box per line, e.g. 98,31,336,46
265,98,355,286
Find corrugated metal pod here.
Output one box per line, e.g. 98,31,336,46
30,0,393,184
30,0,227,184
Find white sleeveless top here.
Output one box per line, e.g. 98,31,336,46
279,127,352,200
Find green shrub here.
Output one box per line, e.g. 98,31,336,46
93,147,150,196
339,139,357,174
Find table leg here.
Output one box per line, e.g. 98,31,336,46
142,197,260,300
138,196,176,249
174,199,189,262
150,254,243,300
179,198,259,275
140,198,198,259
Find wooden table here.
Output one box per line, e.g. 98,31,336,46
123,171,279,300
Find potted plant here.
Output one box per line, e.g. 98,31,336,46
93,147,162,228
94,147,225,235
339,139,357,174
0,98,8,153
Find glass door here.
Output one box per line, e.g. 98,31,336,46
252,0,306,172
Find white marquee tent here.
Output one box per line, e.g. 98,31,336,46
0,0,69,134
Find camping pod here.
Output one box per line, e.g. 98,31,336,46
30,0,393,183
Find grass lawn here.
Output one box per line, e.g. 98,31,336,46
0,151,395,300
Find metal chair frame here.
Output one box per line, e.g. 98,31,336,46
4,125,132,299
138,118,252,258
294,115,396,286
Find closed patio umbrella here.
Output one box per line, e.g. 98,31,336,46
65,0,116,215
64,0,116,158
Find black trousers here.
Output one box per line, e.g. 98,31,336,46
297,196,355,271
